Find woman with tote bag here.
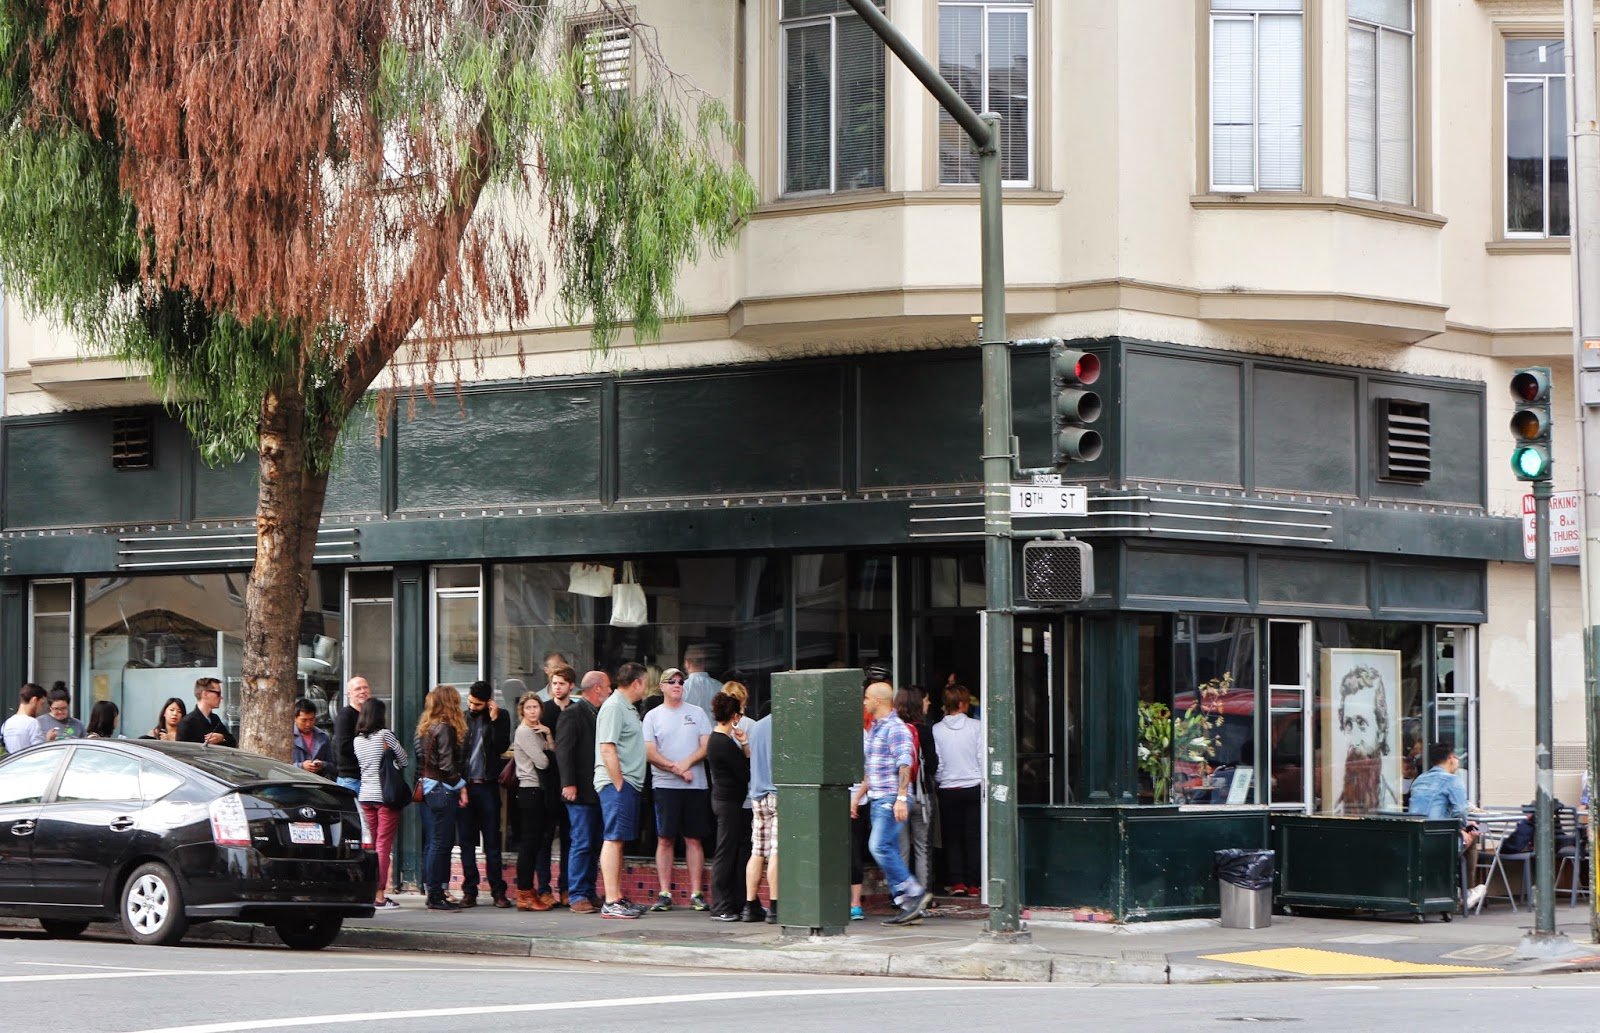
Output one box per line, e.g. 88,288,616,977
352,698,408,910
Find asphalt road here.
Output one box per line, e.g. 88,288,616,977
7,930,1600,1031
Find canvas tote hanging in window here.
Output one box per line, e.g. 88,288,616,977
609,562,647,628
568,562,616,598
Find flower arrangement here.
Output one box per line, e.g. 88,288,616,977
1138,672,1231,804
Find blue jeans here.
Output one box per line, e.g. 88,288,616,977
456,782,505,897
868,797,924,903
422,785,457,896
565,802,602,904
337,776,361,794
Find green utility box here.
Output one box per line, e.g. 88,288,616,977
772,668,863,936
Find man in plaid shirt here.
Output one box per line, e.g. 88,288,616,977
850,680,933,926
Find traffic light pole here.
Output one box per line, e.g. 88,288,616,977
1534,480,1557,938
841,0,1026,941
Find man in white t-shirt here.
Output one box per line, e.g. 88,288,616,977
1,684,47,755
641,668,712,912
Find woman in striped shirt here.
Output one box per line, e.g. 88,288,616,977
352,697,407,910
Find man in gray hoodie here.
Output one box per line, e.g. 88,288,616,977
931,685,984,897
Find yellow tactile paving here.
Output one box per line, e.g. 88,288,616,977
1197,947,1499,976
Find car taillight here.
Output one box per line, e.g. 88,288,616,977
209,793,251,847
357,806,373,850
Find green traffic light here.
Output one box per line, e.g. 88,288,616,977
1512,445,1551,480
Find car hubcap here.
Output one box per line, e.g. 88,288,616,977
127,874,169,933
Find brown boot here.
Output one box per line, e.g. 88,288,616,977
516,889,537,912
528,892,553,912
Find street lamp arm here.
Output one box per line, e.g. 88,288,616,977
841,0,995,152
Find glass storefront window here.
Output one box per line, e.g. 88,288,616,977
1266,620,1311,807
346,569,395,721
794,553,894,675
1311,620,1422,815
1169,616,1257,805
1433,625,1475,802
433,566,482,693
30,581,74,698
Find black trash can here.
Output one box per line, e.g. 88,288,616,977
1214,849,1275,929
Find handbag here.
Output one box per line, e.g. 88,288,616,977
568,562,616,598
378,739,413,809
499,757,519,790
610,561,647,628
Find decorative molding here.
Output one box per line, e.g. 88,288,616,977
751,188,1065,220
1189,193,1449,229
1484,239,1570,255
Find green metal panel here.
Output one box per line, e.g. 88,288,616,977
1252,368,1359,494
771,668,863,787
1258,556,1368,609
1272,813,1458,915
859,353,980,487
0,579,24,701
392,566,427,889
617,367,844,498
1078,616,1139,803
397,385,603,510
1124,547,1248,607
1368,379,1485,507
191,456,259,521
774,785,852,933
324,407,384,516
1019,805,1119,909
1124,350,1243,486
5,415,185,528
1374,562,1485,620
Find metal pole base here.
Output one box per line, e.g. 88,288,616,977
1517,930,1576,959
980,925,1035,945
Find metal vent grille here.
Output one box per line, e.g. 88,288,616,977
1377,398,1431,483
111,415,154,470
579,24,631,97
1021,540,1094,604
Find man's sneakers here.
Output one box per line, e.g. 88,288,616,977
1467,883,1488,911
741,901,767,923
425,894,461,912
882,890,933,926
850,905,865,921
690,892,710,912
713,910,744,922
568,898,597,915
601,899,647,919
650,892,673,912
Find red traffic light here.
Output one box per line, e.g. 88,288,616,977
1072,352,1101,385
1511,368,1550,403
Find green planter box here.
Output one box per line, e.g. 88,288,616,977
1270,813,1459,918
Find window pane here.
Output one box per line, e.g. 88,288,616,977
1211,16,1256,188
435,565,480,590
1347,26,1377,198
33,583,71,613
0,750,61,805
58,749,142,802
990,10,1031,183
349,600,394,719
939,4,983,184
1550,80,1571,235
1507,80,1546,233
436,594,479,690
1171,616,1257,805
834,13,885,191
784,22,833,194
1349,0,1409,30
141,763,184,802
1507,38,1564,75
32,614,71,695
1377,27,1413,204
783,0,881,18
1258,13,1304,189
1213,0,1301,10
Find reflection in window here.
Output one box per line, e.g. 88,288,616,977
58,749,142,802
939,1,1033,185
434,566,482,692
1169,616,1257,805
795,554,894,675
31,581,74,694
0,750,60,805
1505,39,1569,237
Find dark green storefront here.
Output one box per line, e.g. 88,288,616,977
0,338,1521,913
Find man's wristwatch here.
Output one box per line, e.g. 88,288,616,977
896,794,908,801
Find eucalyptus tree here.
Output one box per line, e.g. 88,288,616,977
0,0,754,758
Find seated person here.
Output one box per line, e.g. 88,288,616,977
1408,742,1484,910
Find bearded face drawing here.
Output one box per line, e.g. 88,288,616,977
1332,662,1399,815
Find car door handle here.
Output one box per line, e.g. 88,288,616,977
10,821,33,837
109,817,135,832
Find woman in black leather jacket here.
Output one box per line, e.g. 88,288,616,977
414,684,468,911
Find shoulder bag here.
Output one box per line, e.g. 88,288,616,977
378,735,414,810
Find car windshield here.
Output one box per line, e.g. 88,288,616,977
130,741,322,787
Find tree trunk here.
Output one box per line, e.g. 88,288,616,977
239,377,330,761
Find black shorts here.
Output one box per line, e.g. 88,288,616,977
653,788,713,841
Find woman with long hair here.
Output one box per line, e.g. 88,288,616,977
706,691,751,921
152,697,186,740
894,686,938,894
512,690,555,911
86,700,119,738
353,698,407,910
415,685,468,911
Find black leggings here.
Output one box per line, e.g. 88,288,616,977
938,785,983,888
516,787,547,892
710,797,751,915
849,808,870,885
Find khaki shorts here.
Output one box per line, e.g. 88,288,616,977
750,792,778,857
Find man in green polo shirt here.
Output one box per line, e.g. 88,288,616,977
595,661,650,919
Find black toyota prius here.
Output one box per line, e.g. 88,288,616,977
0,738,376,949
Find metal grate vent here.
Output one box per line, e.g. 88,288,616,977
1377,398,1431,483
1021,540,1095,604
578,24,631,97
111,415,154,470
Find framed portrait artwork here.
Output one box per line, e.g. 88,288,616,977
1319,648,1403,815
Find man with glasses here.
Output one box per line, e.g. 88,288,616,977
178,677,236,746
35,685,86,741
641,667,713,912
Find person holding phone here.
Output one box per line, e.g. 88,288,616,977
291,698,334,775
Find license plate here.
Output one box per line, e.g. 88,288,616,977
288,822,325,846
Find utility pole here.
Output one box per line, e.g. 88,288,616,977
1564,0,1600,942
841,0,1026,941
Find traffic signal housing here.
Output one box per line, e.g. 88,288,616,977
1509,366,1553,482
1052,344,1103,464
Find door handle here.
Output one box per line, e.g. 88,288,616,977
10,821,33,837
109,817,135,832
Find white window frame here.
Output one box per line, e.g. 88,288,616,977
1347,1,1416,206
937,0,1036,188
1209,3,1305,193
1434,624,1477,804
429,565,483,690
344,567,396,724
1267,618,1313,812
778,2,886,197
1504,39,1569,239
28,579,75,693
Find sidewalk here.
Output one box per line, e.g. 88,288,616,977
24,896,1600,985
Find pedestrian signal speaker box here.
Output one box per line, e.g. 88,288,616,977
1022,540,1094,603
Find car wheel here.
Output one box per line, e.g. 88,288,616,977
37,919,90,939
273,915,344,951
121,862,188,947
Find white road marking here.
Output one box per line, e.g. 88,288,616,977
18,961,164,972
0,964,533,984
127,985,1065,1033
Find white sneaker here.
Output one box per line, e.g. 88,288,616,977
1467,884,1487,910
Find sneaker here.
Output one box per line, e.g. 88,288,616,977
1467,883,1488,911
714,911,744,922
650,892,673,912
850,905,864,921
741,901,767,923
947,884,968,898
882,901,923,926
601,900,642,920
568,898,597,915
765,903,778,925
690,892,710,912
426,895,461,912
374,898,401,910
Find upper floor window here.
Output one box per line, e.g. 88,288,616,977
1505,38,1569,238
1210,0,1305,193
780,0,886,197
938,1,1034,186
1347,0,1414,206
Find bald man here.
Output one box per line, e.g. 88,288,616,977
556,669,612,913
850,681,931,926
333,676,372,794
